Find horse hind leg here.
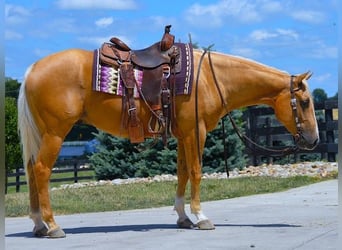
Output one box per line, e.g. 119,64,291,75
27,159,49,237
31,133,66,238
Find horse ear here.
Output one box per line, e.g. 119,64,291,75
297,71,312,82
296,71,312,91
304,71,313,80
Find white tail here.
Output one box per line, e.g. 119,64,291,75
17,65,42,172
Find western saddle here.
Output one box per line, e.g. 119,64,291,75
99,25,180,144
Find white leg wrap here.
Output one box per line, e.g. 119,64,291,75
174,196,188,220
194,210,208,222
30,212,45,229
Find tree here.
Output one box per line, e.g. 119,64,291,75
5,77,21,99
5,97,22,172
5,77,22,173
312,88,328,104
328,92,338,100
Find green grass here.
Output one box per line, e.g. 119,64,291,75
5,173,337,217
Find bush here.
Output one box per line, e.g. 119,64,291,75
89,133,178,180
89,110,247,180
203,110,247,173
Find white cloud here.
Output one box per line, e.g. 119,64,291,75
249,29,298,41
291,10,325,24
250,30,277,41
185,0,261,27
185,0,287,28
49,18,77,33
78,36,111,46
33,48,52,58
5,30,23,40
229,47,261,59
95,17,114,28
78,35,132,47
310,45,338,59
56,0,136,10
314,73,331,82
276,29,299,40
5,4,31,25
148,16,172,28
260,1,282,13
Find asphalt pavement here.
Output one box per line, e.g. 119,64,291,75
5,180,338,250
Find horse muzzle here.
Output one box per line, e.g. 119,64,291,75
294,133,319,150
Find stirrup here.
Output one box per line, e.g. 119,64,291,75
148,114,165,134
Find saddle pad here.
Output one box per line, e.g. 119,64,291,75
92,43,193,97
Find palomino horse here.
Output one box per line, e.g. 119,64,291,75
18,47,319,238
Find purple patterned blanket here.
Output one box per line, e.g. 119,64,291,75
92,43,193,97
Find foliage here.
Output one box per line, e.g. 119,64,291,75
65,124,97,141
203,110,247,173
312,88,328,104
89,132,177,180
328,92,338,100
5,78,22,173
89,134,136,180
89,110,247,180
5,97,22,172
5,77,20,99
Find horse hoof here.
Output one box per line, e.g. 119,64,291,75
197,219,215,230
47,227,66,238
33,225,49,237
177,218,195,229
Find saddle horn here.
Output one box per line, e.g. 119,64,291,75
160,25,174,51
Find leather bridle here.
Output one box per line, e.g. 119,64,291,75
290,75,304,143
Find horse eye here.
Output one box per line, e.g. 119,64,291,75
300,99,310,109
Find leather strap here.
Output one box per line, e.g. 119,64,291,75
120,63,140,127
194,49,209,167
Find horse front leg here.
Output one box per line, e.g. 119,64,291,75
32,134,66,238
180,131,215,230
174,139,195,228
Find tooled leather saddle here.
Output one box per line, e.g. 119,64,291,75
99,25,180,144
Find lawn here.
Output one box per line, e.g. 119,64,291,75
5,173,337,217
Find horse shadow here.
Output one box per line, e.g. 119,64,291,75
6,223,301,238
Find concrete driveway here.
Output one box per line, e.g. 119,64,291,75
5,180,337,250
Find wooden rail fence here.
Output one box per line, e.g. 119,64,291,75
244,100,338,165
5,159,94,194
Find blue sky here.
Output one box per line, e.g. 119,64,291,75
5,0,338,96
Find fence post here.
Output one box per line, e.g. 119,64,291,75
74,162,78,183
325,101,335,162
265,117,273,165
5,169,8,194
15,167,20,193
248,108,259,166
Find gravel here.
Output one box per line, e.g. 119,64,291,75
51,161,338,191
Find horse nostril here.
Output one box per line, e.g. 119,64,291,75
313,138,319,146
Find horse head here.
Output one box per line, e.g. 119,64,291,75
274,71,319,150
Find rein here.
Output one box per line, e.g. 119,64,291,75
194,48,231,177
227,114,299,157
227,75,302,157
194,49,208,169
194,50,302,177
